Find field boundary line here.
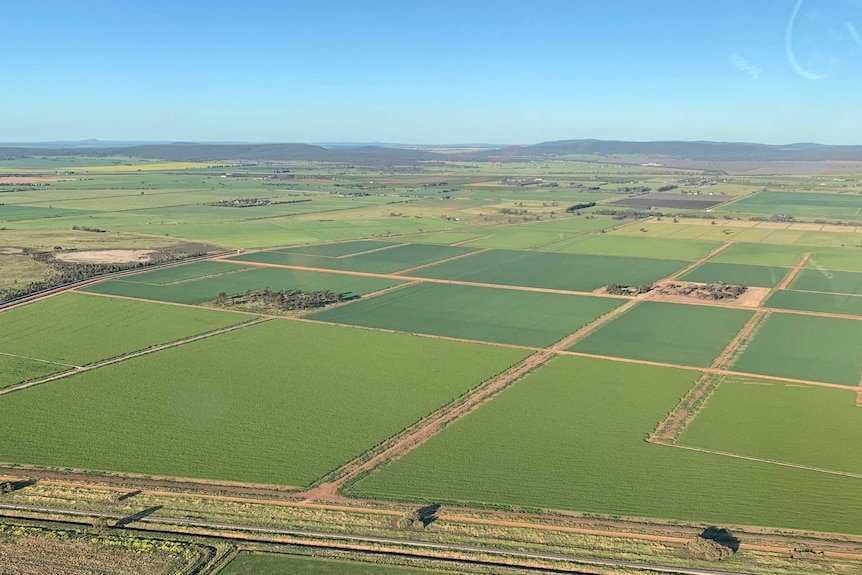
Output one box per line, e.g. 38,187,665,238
649,374,721,444
336,243,409,258
0,317,269,398
157,266,257,286
711,310,771,371
393,247,491,275
0,351,79,369
293,280,418,316
775,252,813,290
660,442,862,480
550,298,639,350
449,234,492,246
664,240,735,280
784,287,862,298
300,351,554,499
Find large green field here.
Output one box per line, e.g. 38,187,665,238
228,243,477,274
709,242,812,267
569,301,754,367
279,239,399,256
0,355,67,390
765,290,862,317
790,269,862,295
82,267,402,305
678,262,789,287
679,378,862,475
353,356,862,534
119,260,249,285
722,191,862,220
221,554,439,575
0,320,527,485
0,293,248,365
731,313,862,386
411,250,687,292
541,235,721,260
309,283,623,347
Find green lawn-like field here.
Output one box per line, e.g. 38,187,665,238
808,247,862,272
732,314,862,386
0,204,93,222
790,269,862,295
0,293,249,365
221,554,438,575
0,321,527,486
82,267,402,305
411,250,687,292
679,378,862,475
678,262,789,288
569,301,753,367
121,261,250,285
542,235,721,261
278,239,399,256
0,355,67,389
765,290,862,317
721,191,862,220
229,243,476,274
354,356,862,534
709,243,810,266
310,283,622,347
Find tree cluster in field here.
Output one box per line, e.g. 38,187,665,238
605,283,655,295
565,202,596,213
499,208,528,215
684,527,739,561
71,225,106,233
617,185,652,194
593,208,655,220
657,184,679,192
393,504,439,530
207,197,312,208
657,282,747,300
0,251,208,304
214,288,355,311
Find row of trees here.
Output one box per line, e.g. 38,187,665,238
214,288,353,311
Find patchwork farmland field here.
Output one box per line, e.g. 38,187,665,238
0,293,249,365
722,191,862,220
678,262,789,288
731,313,862,386
0,355,67,390
411,250,688,292
789,268,862,295
310,282,623,347
228,243,477,273
82,267,402,305
120,260,250,285
765,290,862,316
353,356,862,534
278,239,399,256
569,301,754,367
679,378,862,475
540,235,721,260
709,243,810,266
0,320,527,485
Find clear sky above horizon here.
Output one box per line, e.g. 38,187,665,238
3,0,861,144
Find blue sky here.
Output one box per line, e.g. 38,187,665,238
3,0,861,144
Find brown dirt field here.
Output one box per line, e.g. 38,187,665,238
54,249,155,264
776,252,813,290
646,281,771,308
0,247,24,255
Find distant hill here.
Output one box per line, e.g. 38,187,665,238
472,139,862,162
1,139,861,164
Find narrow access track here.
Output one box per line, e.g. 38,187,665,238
664,241,735,281
775,252,813,291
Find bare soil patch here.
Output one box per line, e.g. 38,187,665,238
0,247,23,255
647,281,770,308
54,249,156,264
0,176,72,184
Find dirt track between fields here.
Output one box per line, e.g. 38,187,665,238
665,241,735,280
776,252,813,290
